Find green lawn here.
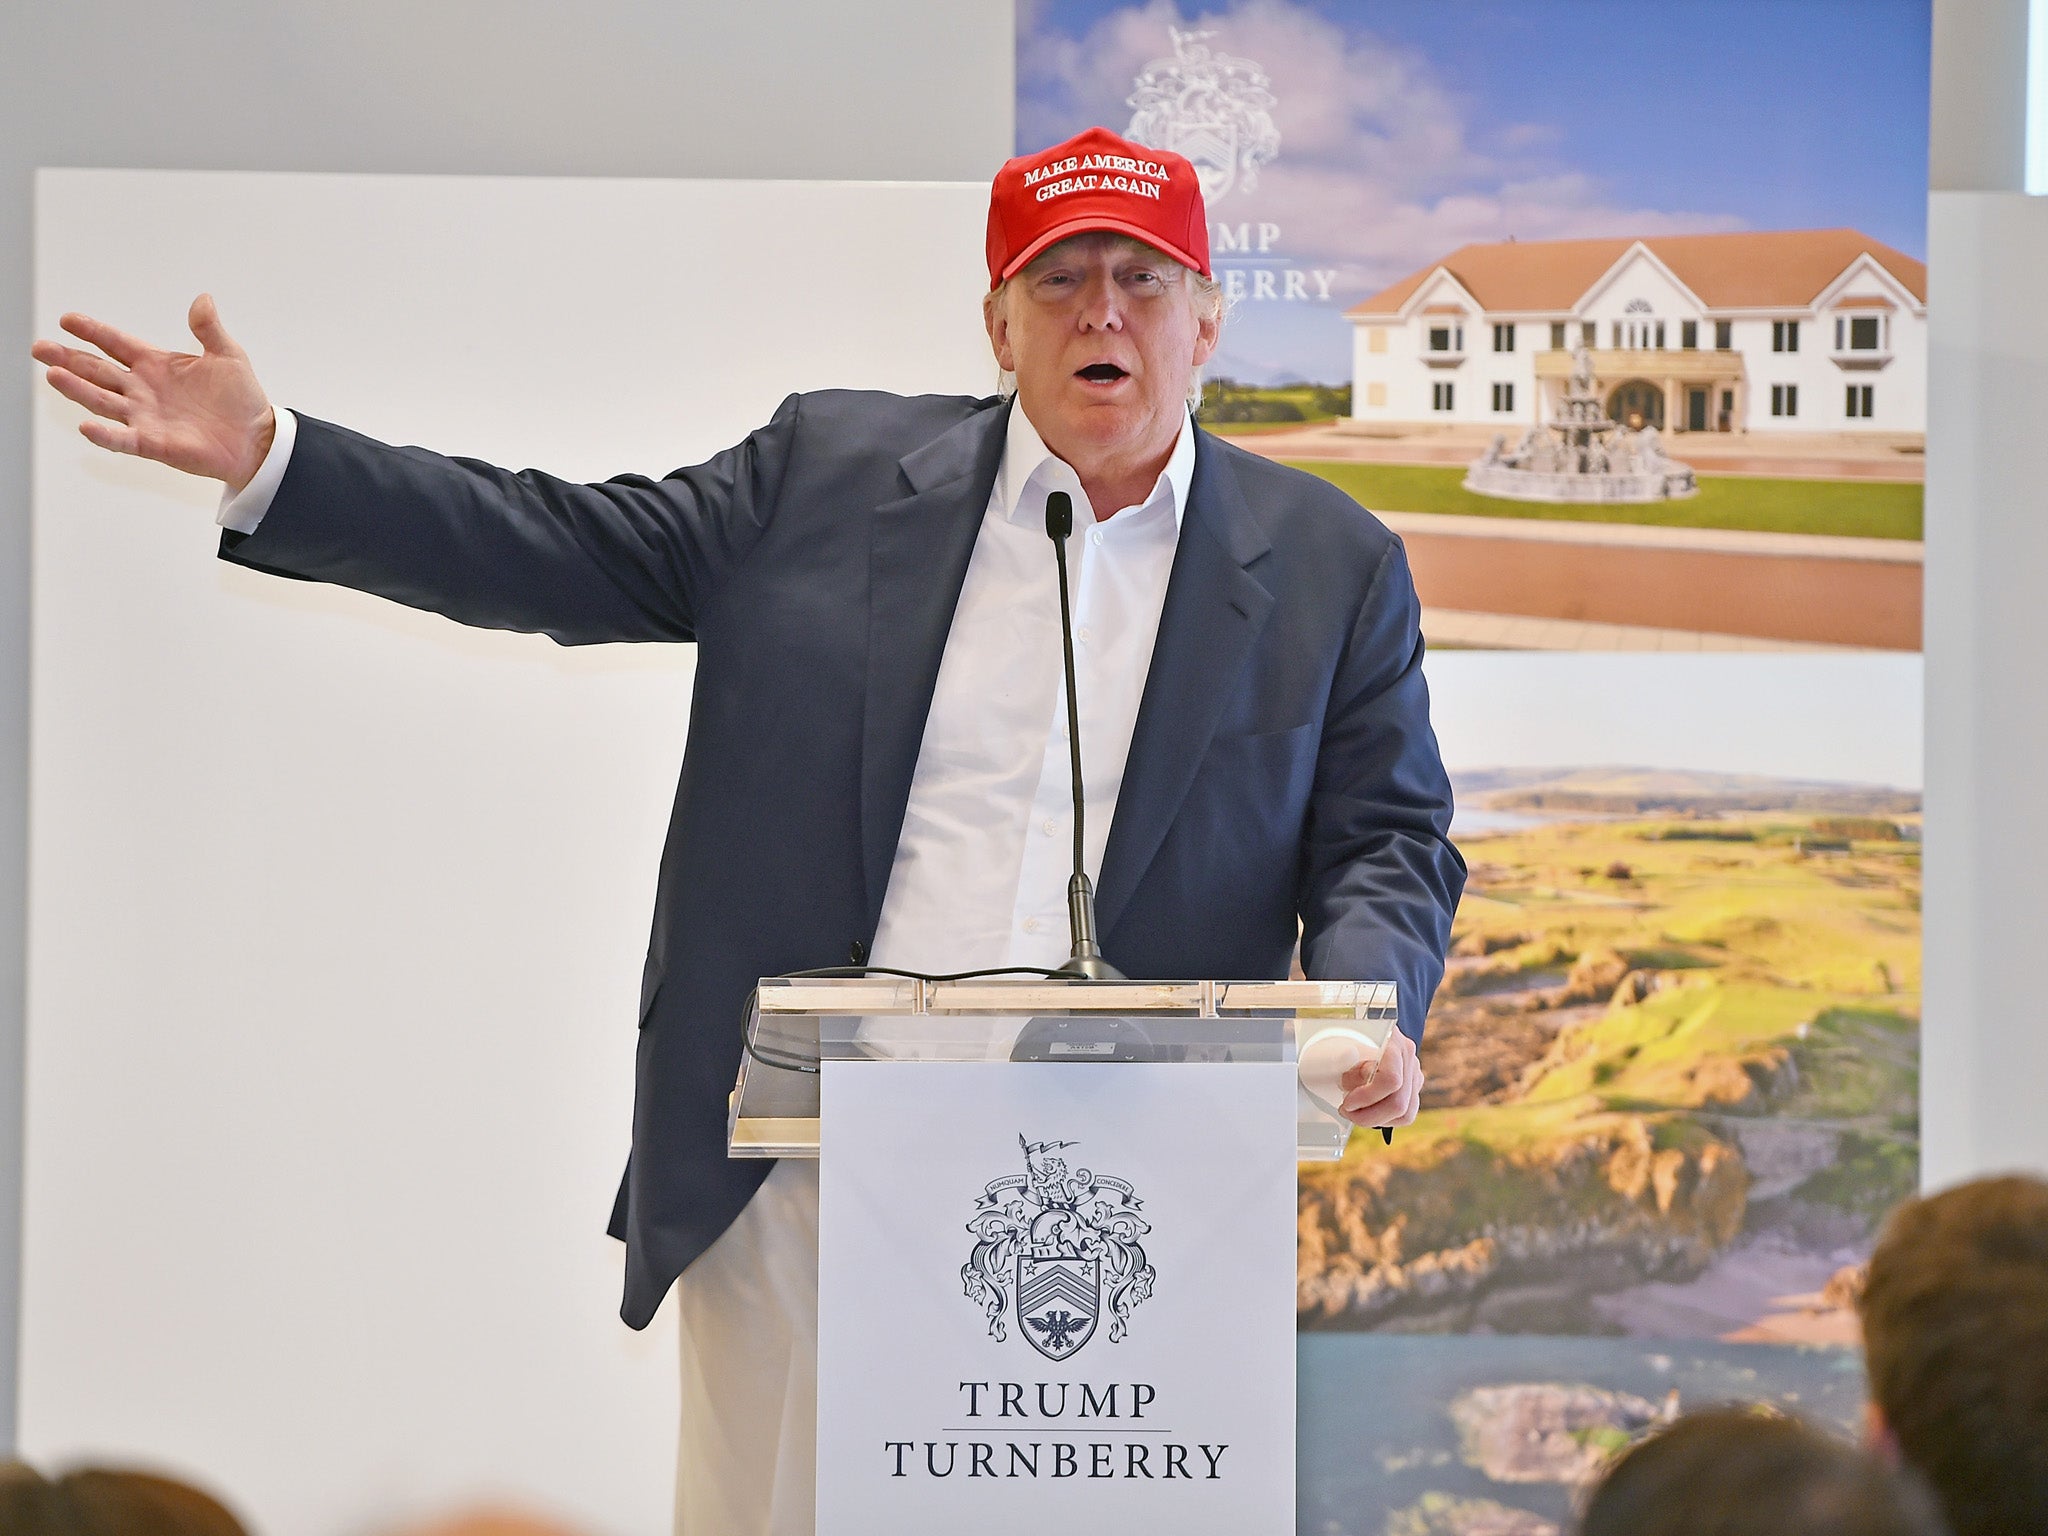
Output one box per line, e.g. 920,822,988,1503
1288,461,1924,541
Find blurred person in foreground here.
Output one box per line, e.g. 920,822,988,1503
0,1462,250,1536
1859,1173,2048,1536
1577,1410,1946,1536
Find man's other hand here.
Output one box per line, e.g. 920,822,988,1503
32,294,275,493
1339,1028,1423,1128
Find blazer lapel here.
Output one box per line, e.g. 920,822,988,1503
1095,431,1275,939
859,401,1012,931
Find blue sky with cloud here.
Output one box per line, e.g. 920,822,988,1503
1019,0,1930,382
1425,653,1923,790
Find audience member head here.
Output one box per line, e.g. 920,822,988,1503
1859,1173,2048,1536
0,1461,250,1536
1577,1408,1946,1536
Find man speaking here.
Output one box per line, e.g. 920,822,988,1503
33,128,1464,1533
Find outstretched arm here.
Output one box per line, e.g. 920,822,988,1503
32,295,797,645
32,295,275,492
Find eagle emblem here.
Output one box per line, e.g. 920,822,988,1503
962,1136,1156,1361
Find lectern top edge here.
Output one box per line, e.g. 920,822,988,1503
734,975,1398,1162
755,975,1398,1018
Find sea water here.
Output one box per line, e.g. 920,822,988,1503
1297,1333,1868,1535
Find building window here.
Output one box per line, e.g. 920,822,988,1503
1772,320,1800,353
1846,384,1874,418
1427,325,1464,353
1367,328,1388,355
1492,323,1515,352
1655,321,1667,349
1681,320,1698,350
1850,316,1881,350
1771,384,1799,417
1611,322,1624,349
1491,382,1515,412
1432,382,1455,411
1715,320,1733,350
1551,321,1566,350
1581,321,1597,348
1366,381,1387,407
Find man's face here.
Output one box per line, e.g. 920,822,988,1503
985,233,1220,475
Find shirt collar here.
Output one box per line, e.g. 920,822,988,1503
995,399,1196,532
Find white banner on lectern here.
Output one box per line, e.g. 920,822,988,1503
817,1061,1297,1534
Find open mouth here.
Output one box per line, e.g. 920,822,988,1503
1076,363,1129,383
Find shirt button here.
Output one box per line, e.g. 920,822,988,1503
1022,917,1042,934
1078,626,1092,645
1042,818,1058,836
1090,528,1104,546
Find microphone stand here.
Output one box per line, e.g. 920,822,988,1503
1045,490,1124,982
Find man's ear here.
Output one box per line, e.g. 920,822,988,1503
1862,1400,1901,1465
1192,305,1221,369
984,293,1015,374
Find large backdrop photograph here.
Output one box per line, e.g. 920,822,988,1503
1019,3,1929,1531
1022,0,1929,655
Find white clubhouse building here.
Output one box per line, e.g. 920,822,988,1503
1346,229,1926,437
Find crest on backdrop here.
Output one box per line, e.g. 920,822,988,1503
1125,26,1281,204
962,1135,1157,1361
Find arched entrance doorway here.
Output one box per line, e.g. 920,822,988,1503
1607,380,1663,429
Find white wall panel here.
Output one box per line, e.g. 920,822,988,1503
28,168,989,1536
1923,190,2048,1188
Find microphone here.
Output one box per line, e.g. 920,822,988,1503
1044,491,1124,982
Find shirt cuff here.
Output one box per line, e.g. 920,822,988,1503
216,407,299,535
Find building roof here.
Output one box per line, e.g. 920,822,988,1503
1347,229,1927,318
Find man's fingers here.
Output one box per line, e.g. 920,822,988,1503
59,311,152,367
36,344,130,394
78,417,139,456
1341,1071,1399,1120
188,293,245,359
44,366,133,423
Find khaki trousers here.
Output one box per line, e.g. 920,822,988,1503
672,1158,821,1536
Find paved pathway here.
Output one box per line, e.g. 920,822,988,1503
1423,609,1862,652
1226,423,1927,482
1379,511,1922,651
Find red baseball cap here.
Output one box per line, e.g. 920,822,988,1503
985,126,1211,290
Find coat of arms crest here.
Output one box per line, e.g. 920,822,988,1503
962,1136,1156,1361
1125,27,1281,204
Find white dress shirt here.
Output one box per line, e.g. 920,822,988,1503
219,399,1195,975
870,403,1192,974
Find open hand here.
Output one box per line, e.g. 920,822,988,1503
32,294,274,492
1339,1027,1423,1128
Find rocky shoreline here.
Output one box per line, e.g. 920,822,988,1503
1298,1115,1748,1332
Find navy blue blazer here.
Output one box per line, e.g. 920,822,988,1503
221,390,1465,1328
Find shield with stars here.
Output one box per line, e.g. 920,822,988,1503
1017,1254,1101,1361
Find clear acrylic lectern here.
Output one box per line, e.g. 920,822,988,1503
728,976,1398,1162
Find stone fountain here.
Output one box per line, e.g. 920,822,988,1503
1464,346,1697,503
